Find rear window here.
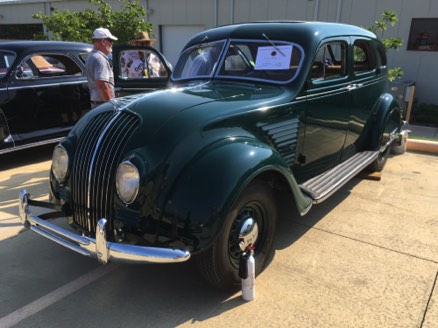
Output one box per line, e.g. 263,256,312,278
353,40,376,73
0,51,16,78
18,53,82,79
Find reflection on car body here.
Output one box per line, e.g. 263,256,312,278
19,22,404,290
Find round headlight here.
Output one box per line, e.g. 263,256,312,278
52,145,69,182
116,161,140,204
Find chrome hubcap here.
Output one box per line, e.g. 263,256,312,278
238,217,259,251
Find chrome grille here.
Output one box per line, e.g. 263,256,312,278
71,110,139,235
257,118,299,165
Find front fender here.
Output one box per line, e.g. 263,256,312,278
162,136,312,252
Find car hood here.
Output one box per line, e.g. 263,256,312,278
119,81,295,144
72,81,297,169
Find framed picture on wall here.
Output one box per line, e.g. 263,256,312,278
407,18,438,51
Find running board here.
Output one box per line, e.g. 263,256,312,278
299,151,379,204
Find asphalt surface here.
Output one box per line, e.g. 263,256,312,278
0,145,437,328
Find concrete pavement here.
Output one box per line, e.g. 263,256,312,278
0,145,437,327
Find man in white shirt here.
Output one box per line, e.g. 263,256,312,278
85,28,118,108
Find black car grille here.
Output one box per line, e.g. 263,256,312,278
71,110,140,235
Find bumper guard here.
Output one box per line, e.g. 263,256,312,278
18,189,191,264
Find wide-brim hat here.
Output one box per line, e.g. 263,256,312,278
129,31,155,45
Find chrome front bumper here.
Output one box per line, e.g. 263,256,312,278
18,189,191,264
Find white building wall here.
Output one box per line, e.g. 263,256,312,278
0,0,437,104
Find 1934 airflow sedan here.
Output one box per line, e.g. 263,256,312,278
19,21,403,289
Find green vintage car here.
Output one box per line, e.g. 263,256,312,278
19,21,402,289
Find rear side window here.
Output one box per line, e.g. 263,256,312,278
0,51,16,78
18,53,82,79
376,42,387,67
353,40,376,73
311,42,347,80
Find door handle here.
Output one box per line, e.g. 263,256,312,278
346,83,364,90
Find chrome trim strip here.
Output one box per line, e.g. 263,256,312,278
19,189,191,264
305,76,386,100
86,112,122,221
6,80,87,91
0,137,63,155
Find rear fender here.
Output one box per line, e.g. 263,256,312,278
0,108,13,148
371,93,401,150
162,137,312,252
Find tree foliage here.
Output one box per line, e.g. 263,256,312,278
365,11,404,81
32,0,152,45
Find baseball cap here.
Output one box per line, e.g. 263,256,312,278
92,28,118,41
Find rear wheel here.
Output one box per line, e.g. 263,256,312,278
195,179,277,290
367,144,390,172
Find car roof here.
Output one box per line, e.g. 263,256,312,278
0,40,92,53
184,21,377,50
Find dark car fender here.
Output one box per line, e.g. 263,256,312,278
371,93,401,149
0,108,12,148
162,136,312,253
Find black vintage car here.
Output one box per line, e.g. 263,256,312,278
0,41,170,154
19,22,403,289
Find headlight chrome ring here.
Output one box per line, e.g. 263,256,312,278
116,161,140,204
52,145,69,183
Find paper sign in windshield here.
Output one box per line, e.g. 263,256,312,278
254,45,293,70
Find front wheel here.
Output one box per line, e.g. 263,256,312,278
195,179,278,290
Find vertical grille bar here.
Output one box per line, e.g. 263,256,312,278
71,110,139,235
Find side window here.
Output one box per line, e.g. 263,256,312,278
353,40,376,73
312,42,346,80
376,42,387,67
18,53,82,79
118,50,169,79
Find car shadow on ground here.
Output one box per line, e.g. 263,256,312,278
0,145,53,223
0,144,54,171
0,152,367,326
273,177,361,250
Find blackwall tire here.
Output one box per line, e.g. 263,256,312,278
367,144,390,172
195,179,278,290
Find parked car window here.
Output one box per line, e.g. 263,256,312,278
311,42,346,80
0,51,16,78
173,41,226,79
173,39,304,84
118,50,169,79
353,40,376,73
17,53,82,79
218,40,304,83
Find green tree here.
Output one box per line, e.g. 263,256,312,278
32,0,152,45
365,11,404,81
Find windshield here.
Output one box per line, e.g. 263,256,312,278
172,39,304,84
0,51,16,78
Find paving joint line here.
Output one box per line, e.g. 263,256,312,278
420,269,438,328
292,220,438,265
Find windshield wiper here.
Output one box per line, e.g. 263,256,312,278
262,33,285,56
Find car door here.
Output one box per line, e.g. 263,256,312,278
3,51,90,146
0,50,16,151
297,39,350,181
112,46,172,97
342,37,384,158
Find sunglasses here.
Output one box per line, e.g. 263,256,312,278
102,38,113,44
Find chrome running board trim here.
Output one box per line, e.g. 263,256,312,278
299,151,379,204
